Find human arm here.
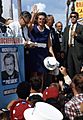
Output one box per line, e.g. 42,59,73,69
48,34,55,57
74,24,83,44
59,66,72,85
28,4,38,31
80,102,83,113
62,27,69,55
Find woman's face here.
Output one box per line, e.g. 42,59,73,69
37,15,46,26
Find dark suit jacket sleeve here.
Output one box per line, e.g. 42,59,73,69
75,24,83,44
62,27,68,54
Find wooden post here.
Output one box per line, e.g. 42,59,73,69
66,0,71,26
17,0,22,18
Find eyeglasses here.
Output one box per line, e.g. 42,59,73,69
70,16,77,18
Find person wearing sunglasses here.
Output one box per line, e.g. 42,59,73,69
62,11,83,79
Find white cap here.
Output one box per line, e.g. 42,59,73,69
44,57,59,70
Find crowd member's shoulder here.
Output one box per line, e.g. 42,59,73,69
10,99,31,120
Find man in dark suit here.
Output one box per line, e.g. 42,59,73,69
55,21,63,51
1,53,19,85
46,15,61,58
55,21,65,66
62,11,83,78
44,15,61,87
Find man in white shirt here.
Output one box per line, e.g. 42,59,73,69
62,11,83,78
7,11,32,46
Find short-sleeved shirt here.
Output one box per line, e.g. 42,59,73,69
65,93,83,120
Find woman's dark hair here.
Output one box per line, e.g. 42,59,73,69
34,12,47,24
72,73,83,93
37,12,47,18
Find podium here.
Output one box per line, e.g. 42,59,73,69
0,37,25,109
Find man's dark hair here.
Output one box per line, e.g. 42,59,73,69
70,11,79,18
28,95,44,107
55,21,63,27
20,11,31,20
47,14,55,23
4,53,15,66
16,81,31,99
30,77,42,92
72,73,83,93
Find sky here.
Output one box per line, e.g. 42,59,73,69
12,0,83,26
21,0,67,24
2,0,72,28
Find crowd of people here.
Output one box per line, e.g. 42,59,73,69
0,0,83,120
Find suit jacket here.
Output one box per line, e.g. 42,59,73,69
62,23,83,59
50,27,61,53
1,70,19,81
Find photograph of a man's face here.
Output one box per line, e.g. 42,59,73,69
1,51,19,85
4,54,15,76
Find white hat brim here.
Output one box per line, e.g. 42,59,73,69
44,57,56,70
24,105,63,120
24,108,36,120
24,108,45,120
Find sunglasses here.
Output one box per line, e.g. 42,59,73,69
70,16,77,18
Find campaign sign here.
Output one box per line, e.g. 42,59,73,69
0,38,25,109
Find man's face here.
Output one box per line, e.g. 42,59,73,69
21,17,30,27
47,16,54,27
56,23,62,32
70,14,78,24
4,56,15,76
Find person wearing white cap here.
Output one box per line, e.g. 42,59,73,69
24,102,63,120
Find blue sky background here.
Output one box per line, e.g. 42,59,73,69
12,0,68,28
2,0,83,29
2,0,72,29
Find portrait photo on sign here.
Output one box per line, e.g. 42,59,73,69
1,48,19,85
